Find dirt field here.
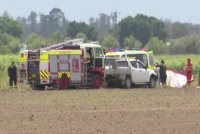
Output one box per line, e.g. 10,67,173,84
1,88,200,134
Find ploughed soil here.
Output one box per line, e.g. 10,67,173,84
1,88,200,134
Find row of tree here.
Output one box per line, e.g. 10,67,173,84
1,8,200,54
0,16,22,53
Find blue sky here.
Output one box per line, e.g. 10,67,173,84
0,0,200,24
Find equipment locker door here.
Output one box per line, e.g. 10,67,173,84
59,55,70,71
49,55,58,78
27,61,40,83
70,55,82,82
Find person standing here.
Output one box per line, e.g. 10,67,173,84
8,62,17,87
155,63,160,85
156,60,167,86
185,58,193,85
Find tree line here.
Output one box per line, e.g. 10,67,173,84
1,8,200,54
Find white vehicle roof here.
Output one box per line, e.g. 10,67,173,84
79,43,101,48
116,58,137,62
123,50,150,54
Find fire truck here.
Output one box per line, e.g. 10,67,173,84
19,39,105,90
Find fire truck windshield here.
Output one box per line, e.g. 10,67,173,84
28,51,40,60
95,48,104,58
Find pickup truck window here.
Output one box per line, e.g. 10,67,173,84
149,54,154,66
95,48,104,57
138,62,146,69
117,61,128,67
122,55,126,58
130,61,138,68
127,54,148,67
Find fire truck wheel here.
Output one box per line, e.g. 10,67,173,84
60,74,69,90
93,75,102,89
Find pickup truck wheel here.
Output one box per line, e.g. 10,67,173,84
148,76,156,88
125,77,131,89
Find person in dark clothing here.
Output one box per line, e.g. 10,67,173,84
8,62,17,87
156,60,167,86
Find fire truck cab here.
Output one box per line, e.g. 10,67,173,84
79,43,104,87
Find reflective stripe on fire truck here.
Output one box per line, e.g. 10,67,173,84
40,51,49,62
49,50,82,55
40,70,50,79
40,50,82,62
58,72,71,78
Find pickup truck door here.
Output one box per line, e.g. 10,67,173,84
130,61,141,83
137,61,149,82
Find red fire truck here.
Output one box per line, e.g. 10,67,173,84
20,39,105,90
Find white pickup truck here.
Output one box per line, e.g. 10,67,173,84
105,58,157,88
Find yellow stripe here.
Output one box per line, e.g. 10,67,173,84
40,71,50,79
69,72,71,78
40,73,45,78
49,50,82,55
40,73,46,79
67,72,71,78
42,71,49,78
58,71,71,78
41,71,48,76
58,72,62,78
41,72,46,79
45,71,50,77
